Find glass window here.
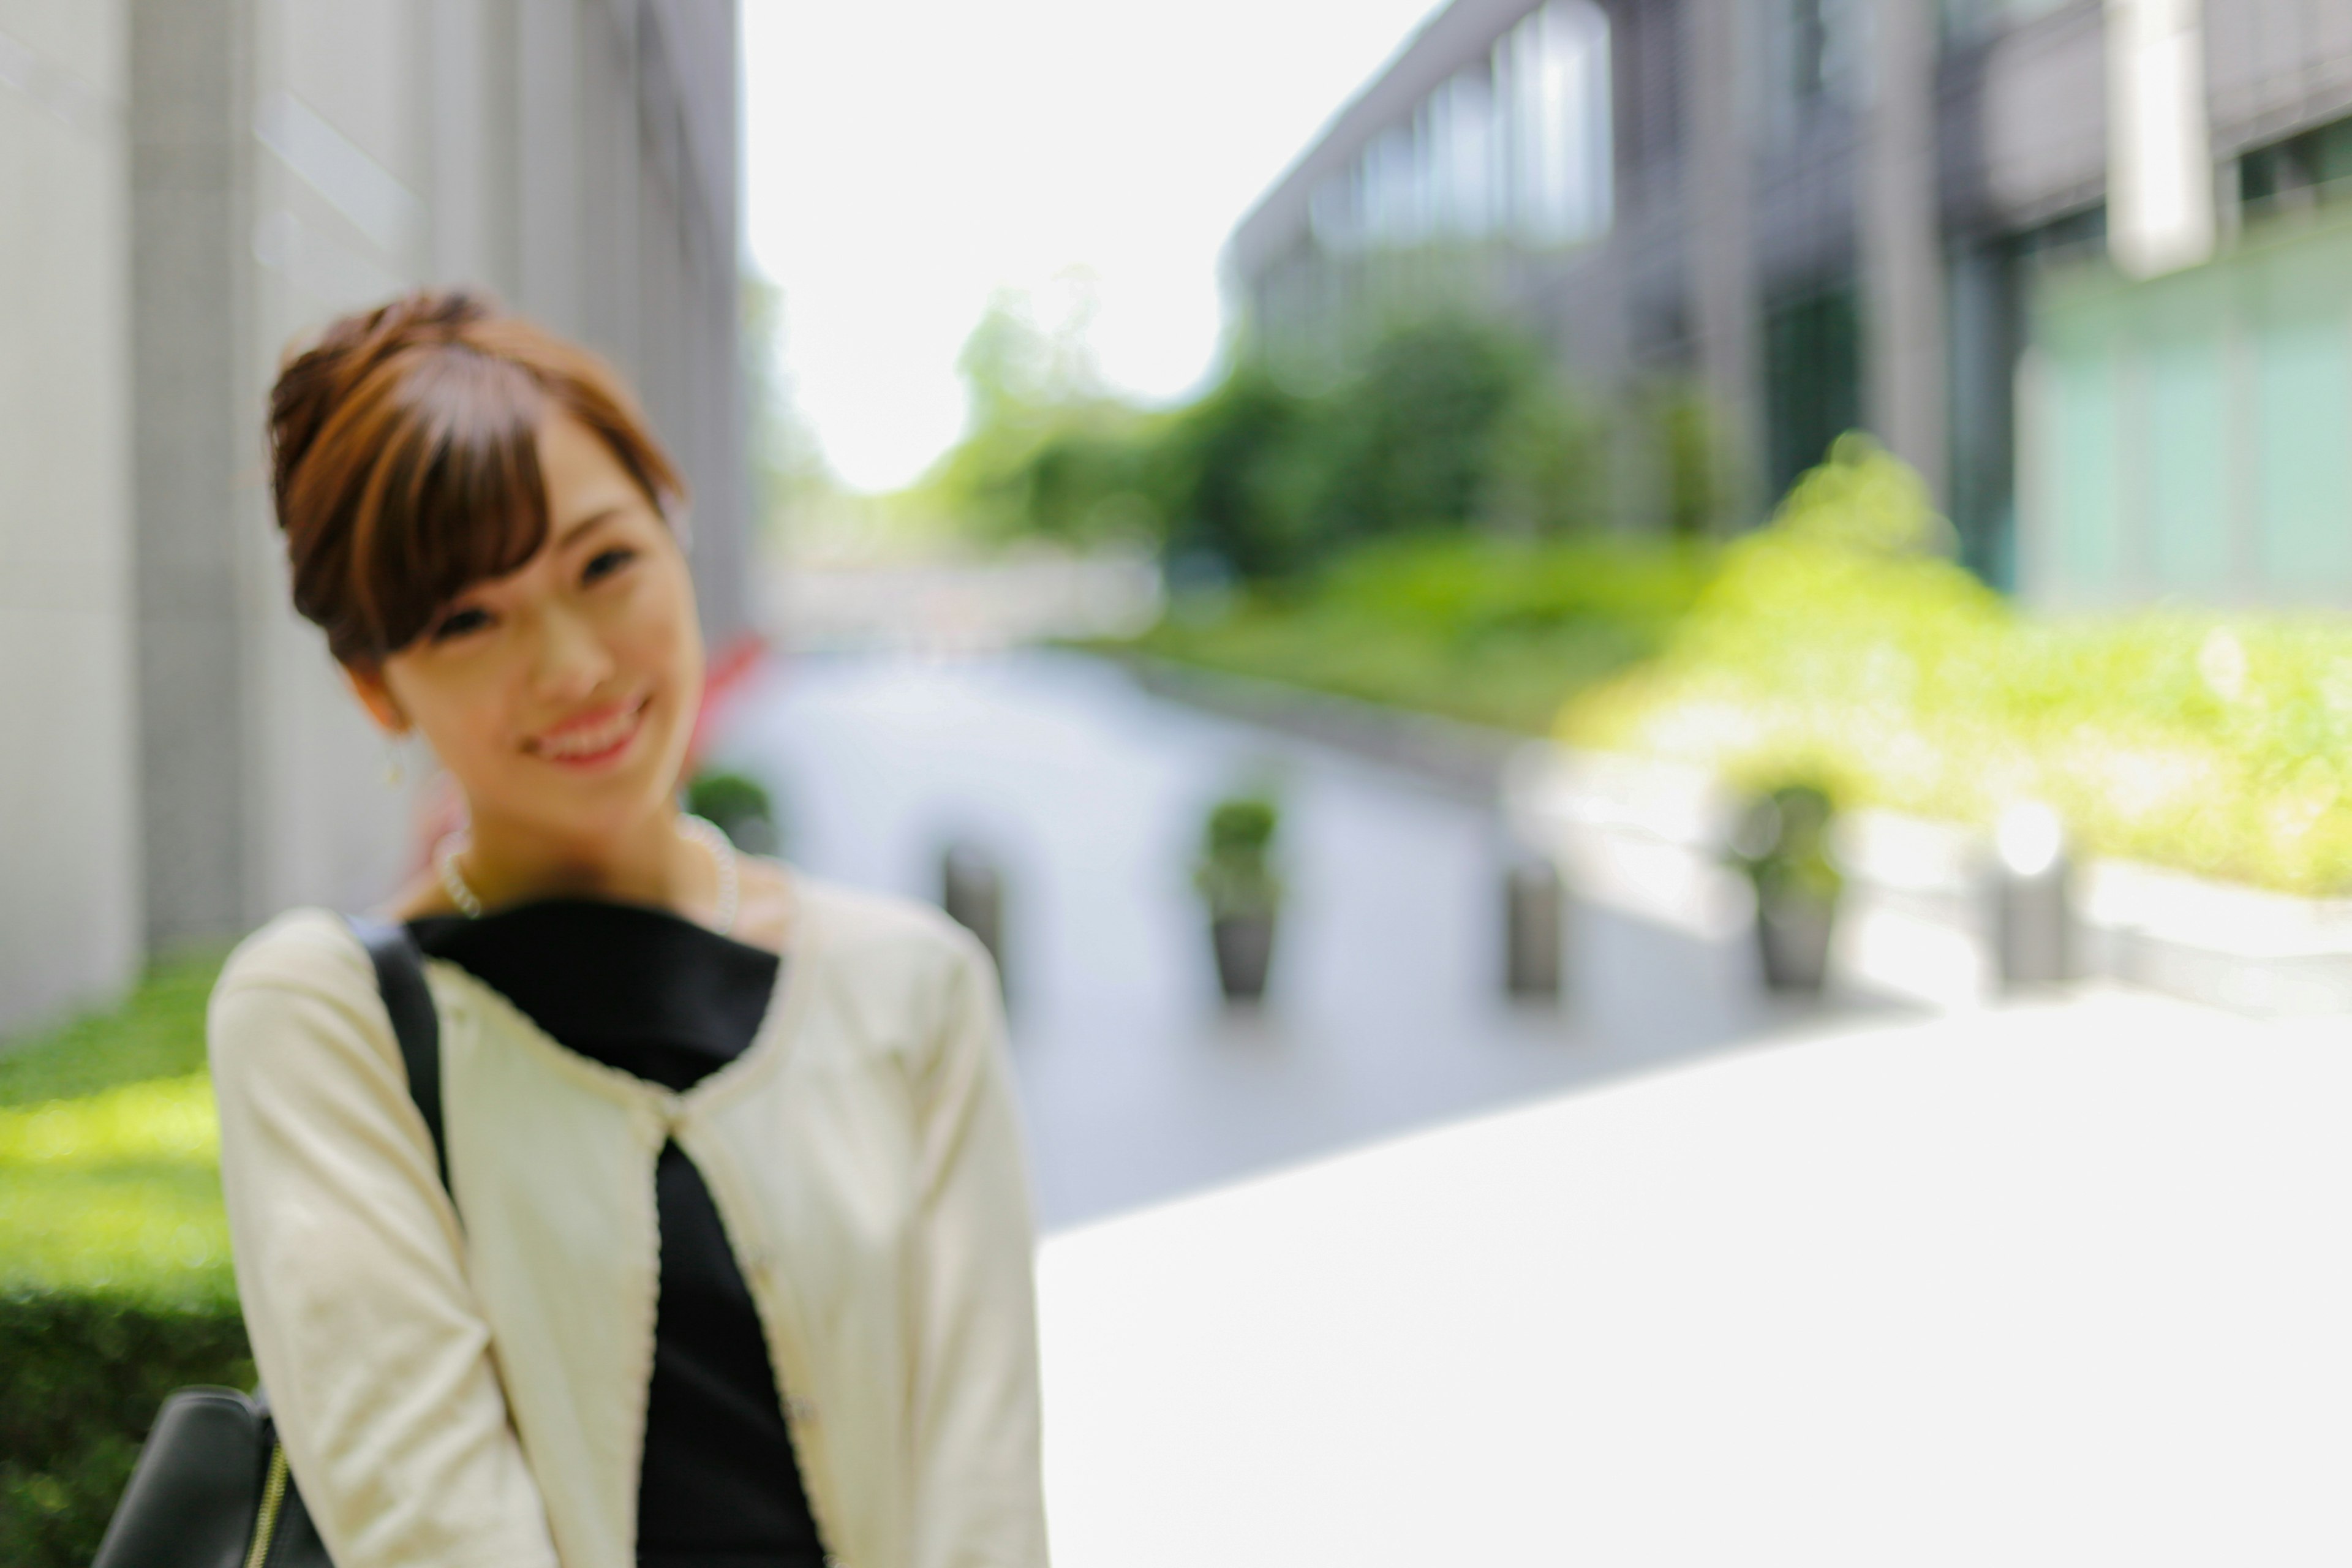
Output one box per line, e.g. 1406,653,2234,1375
1429,67,1499,238
2242,116,2352,216
1785,0,1863,109
1499,0,1613,246
1310,172,1360,252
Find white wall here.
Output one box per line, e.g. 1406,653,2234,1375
0,0,142,1033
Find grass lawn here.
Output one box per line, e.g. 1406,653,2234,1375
0,948,235,1304
1122,535,1713,735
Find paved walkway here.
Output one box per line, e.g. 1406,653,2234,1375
712,650,1898,1229
1038,992,2352,1565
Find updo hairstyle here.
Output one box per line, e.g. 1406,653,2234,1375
269,290,687,668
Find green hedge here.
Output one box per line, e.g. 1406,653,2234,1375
0,948,246,1568
0,1292,251,1568
1564,437,2352,897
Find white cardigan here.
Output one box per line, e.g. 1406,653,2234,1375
207,876,1049,1568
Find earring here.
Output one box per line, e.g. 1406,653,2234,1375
384,733,407,788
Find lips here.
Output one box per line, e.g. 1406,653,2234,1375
527,696,650,768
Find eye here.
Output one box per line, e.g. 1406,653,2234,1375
583,547,638,584
430,605,493,643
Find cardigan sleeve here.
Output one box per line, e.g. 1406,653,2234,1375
207,911,562,1568
905,928,1052,1568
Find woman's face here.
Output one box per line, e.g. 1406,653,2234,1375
355,409,704,848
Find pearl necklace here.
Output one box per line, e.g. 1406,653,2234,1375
435,814,740,935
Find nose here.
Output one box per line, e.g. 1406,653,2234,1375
526,598,615,707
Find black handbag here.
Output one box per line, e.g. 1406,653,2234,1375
89,916,448,1568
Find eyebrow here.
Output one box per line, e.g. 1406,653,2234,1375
553,506,628,548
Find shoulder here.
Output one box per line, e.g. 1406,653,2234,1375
793,872,987,981
214,907,375,1000
787,873,1000,1044
207,908,393,1082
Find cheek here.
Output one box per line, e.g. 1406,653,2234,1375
423,682,526,769
385,671,514,787
618,564,703,687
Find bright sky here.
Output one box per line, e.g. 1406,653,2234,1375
741,0,1445,494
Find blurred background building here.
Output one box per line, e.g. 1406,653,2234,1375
1231,0,2352,597
0,0,747,1035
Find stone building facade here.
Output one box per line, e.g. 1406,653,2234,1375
1231,0,2352,600
1,0,748,1035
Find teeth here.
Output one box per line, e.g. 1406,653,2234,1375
538,703,639,759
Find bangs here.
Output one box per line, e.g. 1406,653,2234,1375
293,345,552,662
271,290,689,667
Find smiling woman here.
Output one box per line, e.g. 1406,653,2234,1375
189,291,1049,1568
267,293,724,925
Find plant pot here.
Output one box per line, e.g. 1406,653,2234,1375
1210,910,1276,1002
1755,891,1835,994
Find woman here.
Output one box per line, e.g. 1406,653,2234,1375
207,290,1047,1568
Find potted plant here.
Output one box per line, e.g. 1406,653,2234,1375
1728,782,1842,994
686,769,782,856
1195,793,1283,1003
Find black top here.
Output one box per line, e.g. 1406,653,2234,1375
409,899,825,1568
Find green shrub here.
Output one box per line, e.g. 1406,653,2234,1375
1195,794,1283,916
1,948,244,1568
687,768,783,856
1486,382,1610,538
1154,363,1329,582
1564,435,2352,896
1728,783,1844,906
1311,315,1542,543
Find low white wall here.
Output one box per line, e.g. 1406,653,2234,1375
1506,745,2352,1019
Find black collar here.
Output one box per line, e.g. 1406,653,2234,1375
408,898,783,1093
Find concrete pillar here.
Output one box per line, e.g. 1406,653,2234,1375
1684,0,1763,530
129,0,257,946
2106,0,2215,279
517,0,582,333
1859,0,1948,506
0,1,145,1033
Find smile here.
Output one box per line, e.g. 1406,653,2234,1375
527,697,650,769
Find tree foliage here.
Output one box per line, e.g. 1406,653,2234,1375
918,301,1677,577
919,280,1163,548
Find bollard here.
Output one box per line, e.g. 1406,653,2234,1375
1504,859,1565,1001
940,843,1006,980
1991,803,2073,989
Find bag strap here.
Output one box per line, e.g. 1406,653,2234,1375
345,914,450,1199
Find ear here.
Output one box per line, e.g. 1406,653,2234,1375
342,661,410,736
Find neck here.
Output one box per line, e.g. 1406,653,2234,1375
455,799,710,920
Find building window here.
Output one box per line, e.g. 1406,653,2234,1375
1326,0,1611,259
1432,67,1501,239
1941,0,2075,39
1310,170,1362,252
1498,0,1613,246
1764,283,1862,497
1785,0,1862,111
2241,116,2352,217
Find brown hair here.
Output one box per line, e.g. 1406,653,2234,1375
269,289,687,666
